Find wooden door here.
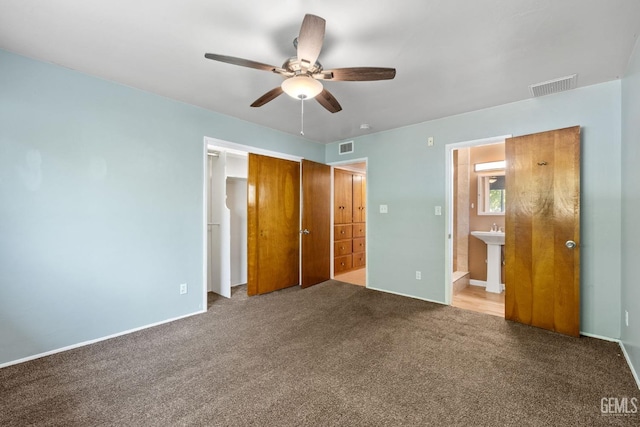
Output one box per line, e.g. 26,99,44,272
334,169,352,224
505,126,580,336
301,160,331,288
247,154,300,296
352,174,366,223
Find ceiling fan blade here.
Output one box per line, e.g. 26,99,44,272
320,67,396,81
315,89,342,113
250,87,284,107
205,53,277,72
297,14,326,68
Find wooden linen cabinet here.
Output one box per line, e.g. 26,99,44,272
334,168,366,274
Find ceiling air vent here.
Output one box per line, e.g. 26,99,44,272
529,74,578,97
339,141,354,155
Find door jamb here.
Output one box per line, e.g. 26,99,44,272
444,135,511,305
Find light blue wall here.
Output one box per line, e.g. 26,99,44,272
326,81,622,339
0,45,631,367
0,49,323,365
621,39,640,381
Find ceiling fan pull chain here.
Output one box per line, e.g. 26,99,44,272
300,98,305,136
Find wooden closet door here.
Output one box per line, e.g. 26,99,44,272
247,154,300,296
352,174,365,223
334,169,353,224
301,160,331,288
505,126,580,336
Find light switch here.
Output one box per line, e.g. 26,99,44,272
435,206,442,215
380,204,388,214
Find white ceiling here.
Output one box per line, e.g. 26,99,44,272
1,0,639,144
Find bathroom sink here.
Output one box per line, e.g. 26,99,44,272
470,231,505,293
470,231,505,245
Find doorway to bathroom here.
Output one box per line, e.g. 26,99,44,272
446,135,510,317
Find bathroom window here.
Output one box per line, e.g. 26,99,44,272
477,172,505,215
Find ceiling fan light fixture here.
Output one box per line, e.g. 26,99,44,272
281,75,323,100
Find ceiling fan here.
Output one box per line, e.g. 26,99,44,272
204,14,396,114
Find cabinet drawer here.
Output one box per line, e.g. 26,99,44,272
334,240,352,256
334,225,352,240
353,237,366,253
352,251,366,268
334,255,353,273
352,223,366,238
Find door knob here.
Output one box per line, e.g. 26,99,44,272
300,229,310,235
565,240,576,249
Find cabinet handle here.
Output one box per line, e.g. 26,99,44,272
340,230,345,234
341,262,345,266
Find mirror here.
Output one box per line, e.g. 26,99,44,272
477,172,505,215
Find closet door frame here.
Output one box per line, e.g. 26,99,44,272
203,137,302,304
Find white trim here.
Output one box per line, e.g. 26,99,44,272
619,341,640,390
366,286,446,306
202,142,208,310
204,137,303,162
580,332,619,342
444,134,511,305
329,157,368,167
0,309,206,369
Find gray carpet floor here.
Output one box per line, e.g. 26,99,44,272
1,280,638,426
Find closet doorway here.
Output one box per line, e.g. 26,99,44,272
204,137,304,304
204,137,332,303
206,147,249,300
332,161,367,287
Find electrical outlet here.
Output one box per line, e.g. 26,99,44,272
416,271,422,280
428,136,434,146
435,206,442,215
180,283,188,295
626,310,629,327
380,204,388,214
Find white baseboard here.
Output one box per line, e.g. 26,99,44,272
578,333,639,390
0,308,206,369
579,331,619,342
619,341,640,390
366,286,446,306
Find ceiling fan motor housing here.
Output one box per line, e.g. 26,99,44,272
282,57,323,76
